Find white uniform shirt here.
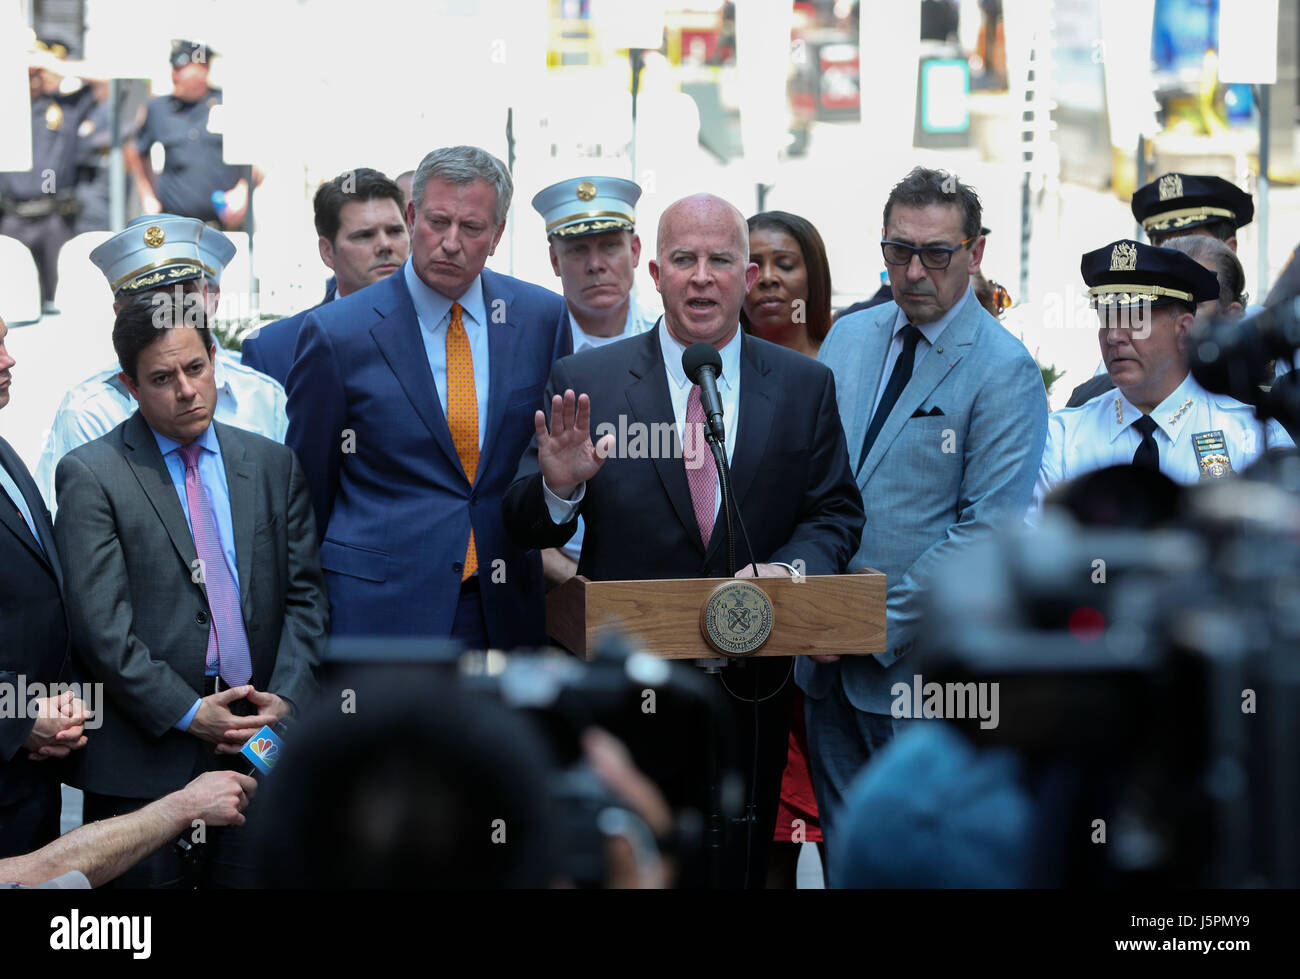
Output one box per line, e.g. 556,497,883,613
1033,371,1294,511
35,345,287,513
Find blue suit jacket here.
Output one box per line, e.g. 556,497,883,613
796,295,1047,713
242,303,324,388
285,266,568,646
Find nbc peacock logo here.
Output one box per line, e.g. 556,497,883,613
249,737,279,768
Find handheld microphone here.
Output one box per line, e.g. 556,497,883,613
682,342,726,442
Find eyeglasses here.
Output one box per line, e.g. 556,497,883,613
991,280,1012,312
881,237,976,270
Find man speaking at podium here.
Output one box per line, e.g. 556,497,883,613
504,193,864,887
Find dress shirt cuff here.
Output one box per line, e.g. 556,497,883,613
542,479,585,525
770,562,800,578
174,698,202,733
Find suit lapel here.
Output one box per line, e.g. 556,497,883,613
624,330,702,551
711,335,775,564
846,313,897,473
369,274,464,477
0,437,56,575
215,423,256,622
478,269,519,472
123,413,202,583
857,305,976,484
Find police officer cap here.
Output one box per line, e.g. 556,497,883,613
1131,172,1254,237
170,40,217,69
91,215,206,295
197,226,238,284
1081,238,1220,309
531,176,641,240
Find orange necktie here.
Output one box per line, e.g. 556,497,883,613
446,302,479,580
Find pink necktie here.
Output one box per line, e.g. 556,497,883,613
685,385,716,547
179,443,252,687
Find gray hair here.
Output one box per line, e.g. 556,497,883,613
410,146,513,228
1162,235,1249,312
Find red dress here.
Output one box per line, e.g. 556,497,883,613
773,688,822,842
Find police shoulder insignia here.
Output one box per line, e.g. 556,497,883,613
1158,173,1184,201
1110,241,1137,272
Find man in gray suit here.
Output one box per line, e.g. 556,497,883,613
54,293,328,888
799,167,1047,876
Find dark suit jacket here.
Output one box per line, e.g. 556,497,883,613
54,414,328,798
286,266,568,647
503,328,864,581
0,436,69,807
241,302,324,389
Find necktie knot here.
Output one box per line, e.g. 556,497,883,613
179,442,202,471
900,323,921,352
1132,415,1159,437
450,302,465,333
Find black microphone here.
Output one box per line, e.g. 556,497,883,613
682,342,726,442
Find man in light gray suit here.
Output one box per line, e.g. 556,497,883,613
55,292,328,888
799,167,1047,876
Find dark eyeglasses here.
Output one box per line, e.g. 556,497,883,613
881,237,976,270
991,280,1012,311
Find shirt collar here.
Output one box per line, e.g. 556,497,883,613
403,256,487,331
658,319,742,393
151,418,220,461
1110,371,1200,444
568,299,640,352
890,284,973,346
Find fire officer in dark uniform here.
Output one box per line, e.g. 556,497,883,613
124,40,255,231
0,38,96,315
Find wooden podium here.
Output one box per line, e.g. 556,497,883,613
546,570,886,660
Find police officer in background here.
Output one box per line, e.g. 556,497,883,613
529,176,658,585
1067,173,1257,406
0,38,97,315
124,41,257,230
1034,239,1293,511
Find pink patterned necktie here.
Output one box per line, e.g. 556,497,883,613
179,443,252,687
685,385,717,547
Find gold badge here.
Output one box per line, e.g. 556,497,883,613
45,103,63,131
576,181,598,201
1109,242,1137,272
1158,173,1183,201
143,225,165,248
700,580,775,658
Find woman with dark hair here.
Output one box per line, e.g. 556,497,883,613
742,210,831,887
741,211,833,357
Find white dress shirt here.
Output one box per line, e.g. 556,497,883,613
567,295,659,355
36,344,287,512
404,257,490,447
545,319,743,527
1033,371,1294,512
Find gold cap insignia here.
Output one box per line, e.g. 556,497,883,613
143,225,166,248
576,181,598,202
1109,242,1137,272
1158,173,1183,201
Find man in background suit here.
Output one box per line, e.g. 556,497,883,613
503,193,864,887
802,167,1047,877
0,314,89,859
287,145,568,648
242,168,408,386
55,294,327,887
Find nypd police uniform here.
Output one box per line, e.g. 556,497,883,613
531,175,657,562
1036,239,1293,510
132,42,247,226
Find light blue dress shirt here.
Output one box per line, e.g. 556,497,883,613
36,344,287,513
150,422,241,731
870,285,973,420
403,257,490,447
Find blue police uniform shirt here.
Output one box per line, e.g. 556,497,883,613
133,88,244,223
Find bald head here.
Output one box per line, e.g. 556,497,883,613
650,194,758,349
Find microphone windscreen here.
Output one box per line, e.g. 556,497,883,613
682,342,723,382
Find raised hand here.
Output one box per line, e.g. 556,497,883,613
536,388,615,500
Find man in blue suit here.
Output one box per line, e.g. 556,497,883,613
798,167,1047,874
242,168,408,386
286,145,568,648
